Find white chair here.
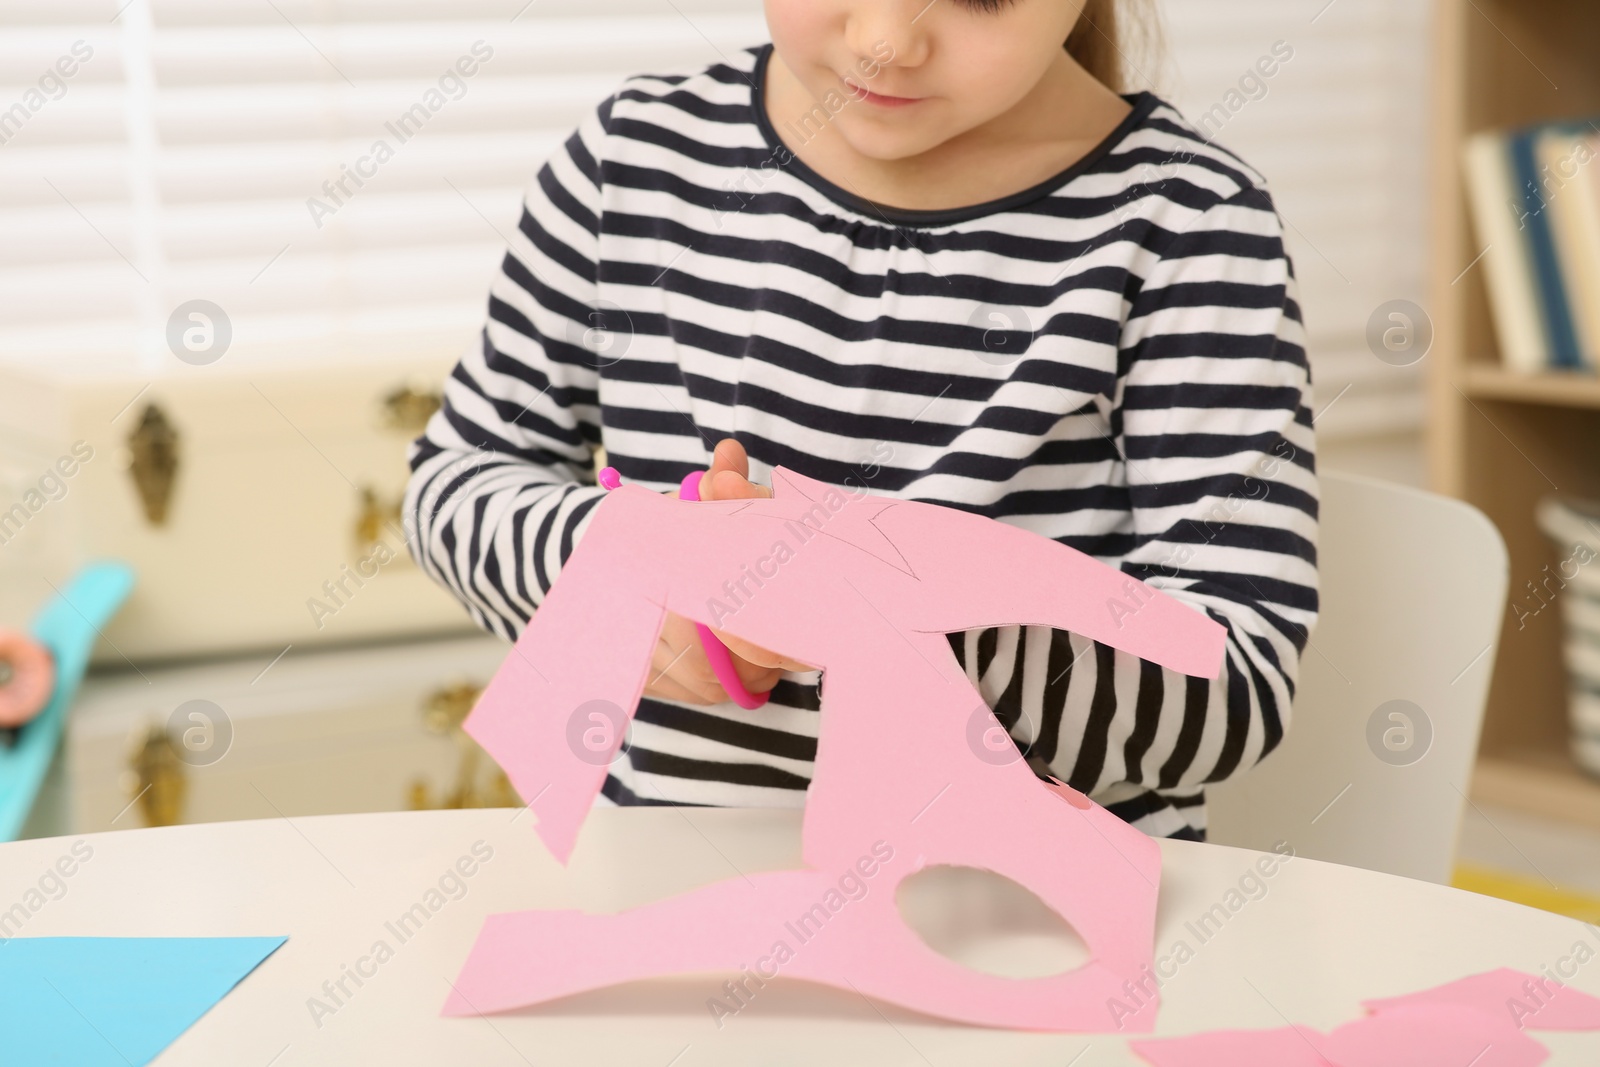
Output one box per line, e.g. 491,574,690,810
1206,470,1509,884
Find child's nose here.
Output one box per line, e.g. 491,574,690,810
845,4,931,71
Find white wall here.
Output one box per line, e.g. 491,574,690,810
1152,0,1432,483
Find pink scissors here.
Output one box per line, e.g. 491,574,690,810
598,465,769,710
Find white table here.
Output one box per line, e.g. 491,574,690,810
3,808,1595,1065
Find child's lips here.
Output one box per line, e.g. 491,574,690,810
843,79,923,108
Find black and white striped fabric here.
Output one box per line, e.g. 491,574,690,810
405,43,1320,841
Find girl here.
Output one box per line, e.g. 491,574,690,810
405,0,1319,842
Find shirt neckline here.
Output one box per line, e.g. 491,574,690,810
747,42,1158,229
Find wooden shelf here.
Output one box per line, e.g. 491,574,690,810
1474,749,1600,829
1462,366,1600,408
1428,0,1600,828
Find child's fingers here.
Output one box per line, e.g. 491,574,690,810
729,656,785,696
705,469,772,501
715,630,815,673
706,438,750,482
644,669,718,706
720,472,772,499
657,658,728,705
645,624,731,705
647,657,725,705
701,439,772,502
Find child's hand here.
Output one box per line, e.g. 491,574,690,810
641,439,815,705
643,611,787,705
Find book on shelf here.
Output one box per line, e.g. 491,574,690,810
1463,118,1600,375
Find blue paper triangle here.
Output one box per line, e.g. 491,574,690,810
0,562,136,842
0,935,285,1066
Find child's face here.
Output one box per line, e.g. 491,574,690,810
764,0,1088,162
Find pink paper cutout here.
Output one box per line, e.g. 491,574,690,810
1131,970,1595,1066
444,468,1227,1030
1129,1026,1335,1066
1321,1003,1548,1067
1362,967,1600,1031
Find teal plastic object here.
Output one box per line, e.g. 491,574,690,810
0,562,135,842
0,936,286,1065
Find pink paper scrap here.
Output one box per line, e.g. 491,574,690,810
1132,969,1594,1066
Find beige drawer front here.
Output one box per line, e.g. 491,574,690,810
63,633,515,833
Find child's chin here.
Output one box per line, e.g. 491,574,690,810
838,122,953,164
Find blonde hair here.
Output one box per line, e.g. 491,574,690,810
1066,0,1160,93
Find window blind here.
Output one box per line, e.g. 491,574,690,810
0,1,139,367
3,0,1432,443
1154,0,1433,441
0,0,769,374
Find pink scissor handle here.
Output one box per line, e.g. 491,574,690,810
0,628,54,730
597,466,769,710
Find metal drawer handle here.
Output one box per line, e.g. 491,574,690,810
126,402,180,526
380,384,442,435
408,682,517,810
122,721,187,827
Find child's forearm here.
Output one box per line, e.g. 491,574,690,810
405,418,607,639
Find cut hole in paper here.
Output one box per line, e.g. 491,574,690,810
896,865,1091,979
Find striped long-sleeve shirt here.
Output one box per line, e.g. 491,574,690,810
405,43,1320,842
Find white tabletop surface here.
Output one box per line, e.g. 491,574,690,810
3,807,1597,1065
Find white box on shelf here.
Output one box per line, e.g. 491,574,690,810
0,357,475,663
